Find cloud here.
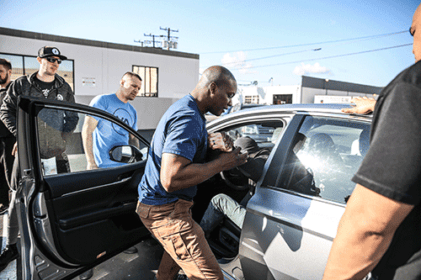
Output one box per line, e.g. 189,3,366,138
221,52,256,74
293,62,331,76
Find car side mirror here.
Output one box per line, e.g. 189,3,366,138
109,145,143,163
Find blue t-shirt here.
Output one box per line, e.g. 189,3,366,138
138,94,208,205
90,93,138,168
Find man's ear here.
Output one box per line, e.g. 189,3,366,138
209,82,217,96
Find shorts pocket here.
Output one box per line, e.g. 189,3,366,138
166,233,191,261
136,202,150,219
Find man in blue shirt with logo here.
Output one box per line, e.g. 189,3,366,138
82,72,141,170
137,66,248,280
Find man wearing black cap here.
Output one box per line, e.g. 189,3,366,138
0,46,78,274
200,136,270,235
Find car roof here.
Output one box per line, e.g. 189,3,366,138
207,103,372,127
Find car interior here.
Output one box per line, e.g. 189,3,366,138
193,120,285,260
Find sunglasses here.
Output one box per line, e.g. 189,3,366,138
46,57,62,64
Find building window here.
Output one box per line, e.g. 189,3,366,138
132,65,158,97
273,94,292,104
244,95,259,104
0,53,75,92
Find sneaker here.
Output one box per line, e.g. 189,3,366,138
0,244,18,272
79,268,93,280
123,246,138,254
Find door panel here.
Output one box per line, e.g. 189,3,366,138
240,114,371,279
17,97,149,279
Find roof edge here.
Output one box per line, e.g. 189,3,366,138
0,27,199,60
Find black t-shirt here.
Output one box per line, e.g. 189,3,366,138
353,61,421,280
34,76,55,97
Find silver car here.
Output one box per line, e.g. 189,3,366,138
15,97,371,279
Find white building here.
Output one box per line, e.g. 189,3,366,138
237,76,382,106
0,27,199,129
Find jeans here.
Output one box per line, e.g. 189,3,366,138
136,200,223,280
0,136,15,205
199,194,246,236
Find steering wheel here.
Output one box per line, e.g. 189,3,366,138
220,167,250,191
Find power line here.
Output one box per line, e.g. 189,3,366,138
201,30,407,54
222,48,322,66
247,43,412,69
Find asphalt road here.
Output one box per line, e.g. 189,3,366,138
0,212,164,280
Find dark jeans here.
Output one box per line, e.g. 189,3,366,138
199,194,246,236
0,136,15,205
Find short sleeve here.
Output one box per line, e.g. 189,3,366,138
163,114,203,162
89,96,107,122
353,82,421,205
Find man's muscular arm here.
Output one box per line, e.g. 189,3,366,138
160,148,248,193
323,184,413,280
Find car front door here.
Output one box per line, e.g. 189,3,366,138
240,113,371,279
16,96,149,280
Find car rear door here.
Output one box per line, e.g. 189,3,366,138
240,112,371,279
16,96,150,280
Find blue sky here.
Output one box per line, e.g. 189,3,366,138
0,0,419,87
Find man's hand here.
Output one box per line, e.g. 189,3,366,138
341,96,377,115
217,147,248,171
12,142,17,156
208,132,234,152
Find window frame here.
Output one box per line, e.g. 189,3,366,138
273,114,371,205
132,65,159,97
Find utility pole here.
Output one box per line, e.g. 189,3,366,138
143,33,164,48
160,27,179,50
133,39,143,47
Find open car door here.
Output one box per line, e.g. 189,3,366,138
16,96,150,280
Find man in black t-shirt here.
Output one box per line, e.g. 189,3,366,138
0,59,14,214
323,4,421,280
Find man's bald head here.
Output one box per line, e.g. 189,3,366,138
198,66,237,92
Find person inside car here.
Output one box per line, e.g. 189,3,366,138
200,136,270,236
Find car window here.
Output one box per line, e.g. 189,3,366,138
280,116,370,204
225,121,284,150
36,107,148,176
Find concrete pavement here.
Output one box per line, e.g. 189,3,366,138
0,212,164,280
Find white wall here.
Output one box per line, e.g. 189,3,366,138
264,85,301,104
0,34,199,129
0,34,199,98
238,85,301,105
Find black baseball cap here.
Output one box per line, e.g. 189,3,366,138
234,136,270,158
38,46,67,60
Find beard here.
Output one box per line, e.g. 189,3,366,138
0,73,9,85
